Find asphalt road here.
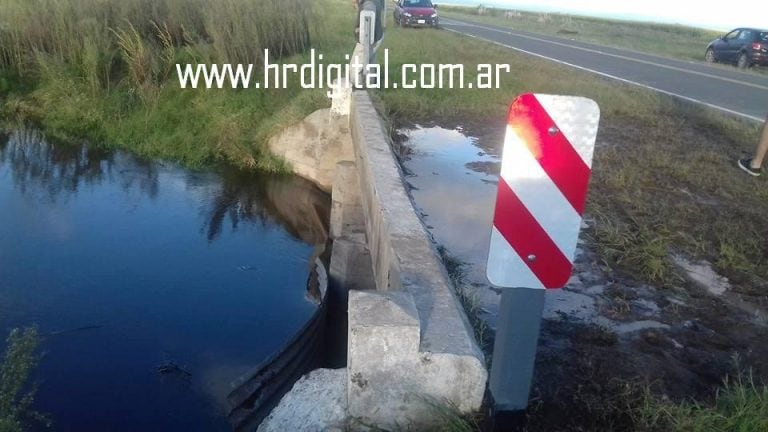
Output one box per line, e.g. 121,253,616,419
441,17,768,123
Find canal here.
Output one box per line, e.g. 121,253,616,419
0,129,330,430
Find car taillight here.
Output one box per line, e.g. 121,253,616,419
752,42,762,51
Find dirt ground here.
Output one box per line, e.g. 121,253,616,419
525,243,768,431
393,113,768,431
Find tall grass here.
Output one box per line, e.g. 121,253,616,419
0,0,312,90
0,0,353,171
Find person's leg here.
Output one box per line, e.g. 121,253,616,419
739,116,768,176
751,117,768,169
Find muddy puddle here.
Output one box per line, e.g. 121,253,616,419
396,125,666,332
396,125,502,318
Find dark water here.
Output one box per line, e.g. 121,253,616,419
0,129,330,431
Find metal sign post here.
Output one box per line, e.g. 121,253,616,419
486,93,600,411
489,287,546,411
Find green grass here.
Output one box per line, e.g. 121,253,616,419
436,245,491,357
375,18,766,293
412,373,768,431
635,371,768,431
439,5,722,63
0,328,47,432
420,395,482,432
0,0,354,170
373,21,768,432
374,25,664,125
378,21,768,429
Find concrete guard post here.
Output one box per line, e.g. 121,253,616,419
359,6,375,66
330,44,364,117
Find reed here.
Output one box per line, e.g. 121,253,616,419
0,0,312,89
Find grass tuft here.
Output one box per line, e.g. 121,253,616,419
436,245,492,357
113,22,154,92
0,328,48,432
590,212,674,284
635,371,768,432
419,395,482,432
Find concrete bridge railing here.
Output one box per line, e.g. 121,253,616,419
264,8,488,429
328,90,487,428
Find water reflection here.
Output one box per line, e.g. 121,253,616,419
0,129,141,199
0,128,329,431
206,171,329,245
0,128,329,247
398,125,502,315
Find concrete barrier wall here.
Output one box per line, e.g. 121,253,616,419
346,91,487,428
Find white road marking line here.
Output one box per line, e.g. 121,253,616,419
442,27,764,123
444,20,768,92
439,20,480,28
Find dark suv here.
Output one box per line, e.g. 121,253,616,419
706,28,768,68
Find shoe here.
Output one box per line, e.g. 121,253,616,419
738,157,761,177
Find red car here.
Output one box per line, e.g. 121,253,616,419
393,0,439,28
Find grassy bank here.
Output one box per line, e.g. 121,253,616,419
375,21,767,430
375,25,766,288
439,5,721,63
0,0,354,170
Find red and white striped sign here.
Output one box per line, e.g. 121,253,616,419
486,93,600,289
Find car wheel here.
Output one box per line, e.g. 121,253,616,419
737,53,751,69
705,48,716,63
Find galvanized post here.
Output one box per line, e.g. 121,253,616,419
489,287,545,411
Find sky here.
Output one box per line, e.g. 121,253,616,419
437,0,768,31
